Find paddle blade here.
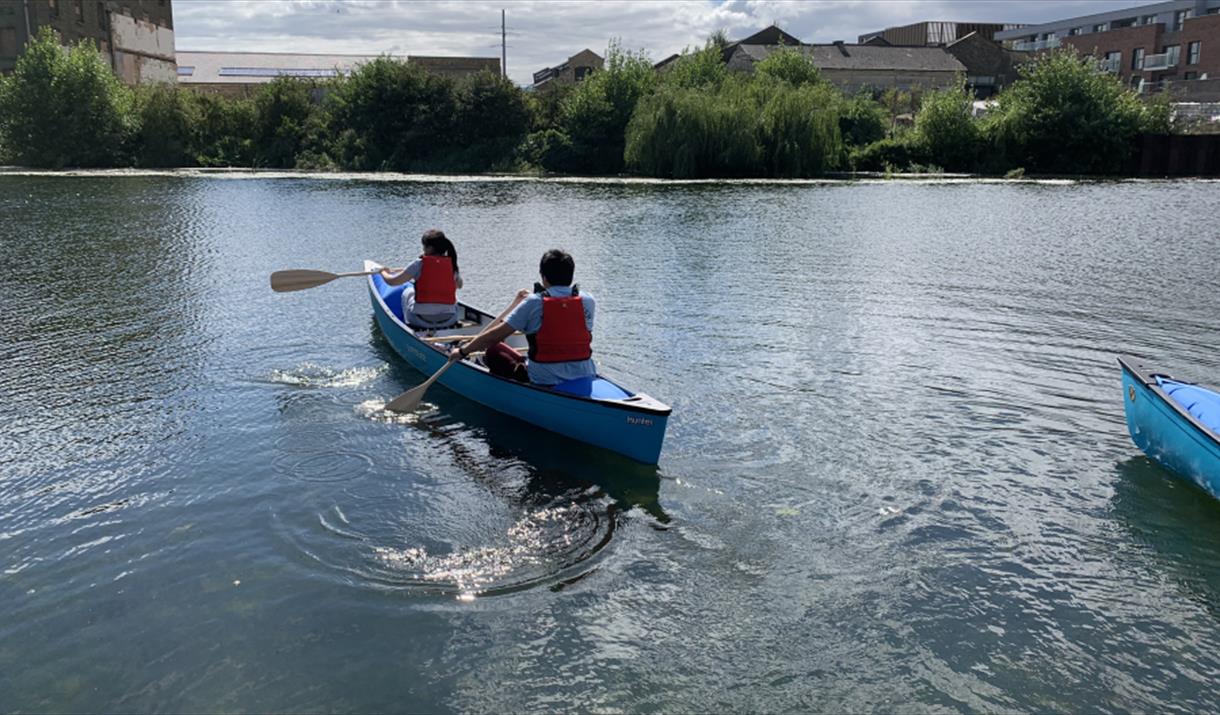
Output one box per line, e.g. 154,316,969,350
384,357,459,413
385,383,430,413
270,269,340,293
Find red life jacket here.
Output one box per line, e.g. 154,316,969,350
414,255,456,304
528,294,592,363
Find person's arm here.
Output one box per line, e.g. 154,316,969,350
381,260,421,286
455,272,464,290
453,321,515,359
449,290,530,360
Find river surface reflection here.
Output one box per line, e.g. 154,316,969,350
1,172,1218,711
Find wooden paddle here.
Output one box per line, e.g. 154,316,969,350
384,293,526,413
270,268,395,293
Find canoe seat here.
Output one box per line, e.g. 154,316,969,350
1157,377,1220,436
550,376,632,400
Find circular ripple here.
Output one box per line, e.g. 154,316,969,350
280,493,616,599
273,451,373,483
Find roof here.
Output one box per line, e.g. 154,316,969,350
734,44,967,72
736,25,804,46
176,51,498,84
176,51,390,83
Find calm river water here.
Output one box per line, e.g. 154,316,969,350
2,172,1219,712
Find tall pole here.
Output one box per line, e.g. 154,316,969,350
501,9,507,78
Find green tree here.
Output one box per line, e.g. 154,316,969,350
560,39,657,173
838,93,887,146
251,77,317,168
913,80,980,171
0,28,134,167
756,82,844,176
625,79,760,178
192,93,256,167
754,46,821,88
661,43,728,91
132,84,199,167
981,49,1168,174
450,70,530,170
322,57,456,170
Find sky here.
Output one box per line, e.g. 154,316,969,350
172,0,1154,85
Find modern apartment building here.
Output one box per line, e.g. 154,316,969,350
995,0,1219,90
0,0,176,82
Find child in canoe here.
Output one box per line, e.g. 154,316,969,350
380,229,464,329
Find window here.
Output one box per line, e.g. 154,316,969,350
1132,47,1145,70
1093,23,1108,33
1112,17,1137,29
1184,71,1198,80
96,1,105,29
1142,15,1158,25
177,66,195,76
1170,9,1192,31
1188,41,1200,65
73,0,83,22
1164,44,1180,66
1103,50,1122,72
48,0,58,18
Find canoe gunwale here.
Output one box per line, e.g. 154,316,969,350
1118,355,1220,450
364,261,672,418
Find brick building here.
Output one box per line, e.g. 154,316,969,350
996,0,1220,97
0,0,176,82
531,49,602,90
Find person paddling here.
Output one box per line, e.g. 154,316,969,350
380,229,463,330
450,249,595,386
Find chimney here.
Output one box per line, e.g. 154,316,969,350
833,40,849,56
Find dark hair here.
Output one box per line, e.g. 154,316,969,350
539,249,575,286
421,229,458,275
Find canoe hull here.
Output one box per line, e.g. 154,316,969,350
367,266,670,464
1119,356,1220,499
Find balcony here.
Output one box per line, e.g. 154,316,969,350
1142,52,1174,71
1014,37,1061,51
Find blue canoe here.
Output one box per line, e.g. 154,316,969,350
1119,355,1220,499
364,260,671,464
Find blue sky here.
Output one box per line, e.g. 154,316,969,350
172,0,1152,84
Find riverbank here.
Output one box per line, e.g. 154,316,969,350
8,165,1217,185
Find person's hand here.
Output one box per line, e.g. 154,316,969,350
515,288,530,301
448,346,465,361
379,268,394,279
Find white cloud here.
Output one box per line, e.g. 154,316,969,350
171,0,1154,85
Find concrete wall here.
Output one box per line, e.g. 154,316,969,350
109,11,175,83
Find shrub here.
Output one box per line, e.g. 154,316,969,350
132,84,199,167
849,137,929,172
192,93,256,167
913,81,980,171
560,39,657,173
838,93,887,146
981,49,1167,174
660,43,728,91
0,28,134,167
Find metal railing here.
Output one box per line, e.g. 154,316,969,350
1142,52,1174,71
1013,37,1061,51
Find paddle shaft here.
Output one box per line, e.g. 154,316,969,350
384,293,526,413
